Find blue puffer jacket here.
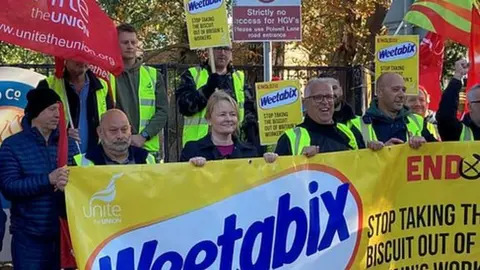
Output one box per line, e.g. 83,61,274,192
0,118,77,237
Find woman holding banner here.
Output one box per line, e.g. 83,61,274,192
180,91,277,166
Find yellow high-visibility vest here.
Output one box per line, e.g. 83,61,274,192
283,123,359,156
182,67,245,146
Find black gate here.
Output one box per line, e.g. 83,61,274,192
1,64,373,162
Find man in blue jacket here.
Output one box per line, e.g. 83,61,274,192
0,87,77,269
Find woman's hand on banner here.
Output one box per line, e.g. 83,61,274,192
263,152,278,163
189,157,206,167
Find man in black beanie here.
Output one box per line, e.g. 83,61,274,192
0,87,78,269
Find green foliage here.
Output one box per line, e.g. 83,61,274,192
442,41,467,82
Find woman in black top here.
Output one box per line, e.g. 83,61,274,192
180,91,277,166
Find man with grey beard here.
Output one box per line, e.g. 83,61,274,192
73,109,156,166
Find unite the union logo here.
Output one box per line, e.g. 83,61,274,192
82,173,124,225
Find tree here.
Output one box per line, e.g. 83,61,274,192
299,0,390,66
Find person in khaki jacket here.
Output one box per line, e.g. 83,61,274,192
112,23,168,161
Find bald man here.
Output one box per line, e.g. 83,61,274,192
73,109,156,166
275,78,385,156
359,72,436,149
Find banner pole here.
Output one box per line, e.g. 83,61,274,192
393,21,404,36
208,48,216,74
263,42,272,81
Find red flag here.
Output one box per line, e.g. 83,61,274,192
0,0,123,76
466,3,480,115
419,32,445,111
57,102,67,167
56,102,76,268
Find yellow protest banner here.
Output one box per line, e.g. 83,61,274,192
375,35,419,95
66,142,480,269
184,0,230,49
255,80,303,145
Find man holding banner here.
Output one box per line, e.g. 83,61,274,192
38,60,113,154
360,72,436,147
275,78,383,156
176,46,259,148
0,87,77,269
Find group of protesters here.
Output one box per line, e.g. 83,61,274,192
0,21,476,269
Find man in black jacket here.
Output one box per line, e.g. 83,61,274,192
437,58,480,141
275,79,384,156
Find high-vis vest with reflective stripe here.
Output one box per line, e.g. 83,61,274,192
73,153,156,166
460,124,474,141
284,124,359,156
426,122,440,141
182,67,245,146
351,114,424,145
45,76,109,124
110,66,160,152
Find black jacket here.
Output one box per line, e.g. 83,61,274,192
84,144,151,165
180,134,258,162
436,78,480,141
37,70,114,153
275,115,366,156
175,63,259,148
334,103,357,125
364,99,437,143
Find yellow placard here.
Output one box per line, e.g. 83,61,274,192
375,35,419,95
184,0,230,49
255,80,303,145
67,142,480,269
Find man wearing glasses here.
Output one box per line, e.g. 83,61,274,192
437,59,480,141
176,46,258,148
275,79,384,157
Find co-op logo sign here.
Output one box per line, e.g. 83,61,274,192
260,86,299,110
82,173,123,225
188,0,223,14
88,166,362,270
377,42,417,62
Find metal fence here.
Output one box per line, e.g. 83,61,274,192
2,64,373,162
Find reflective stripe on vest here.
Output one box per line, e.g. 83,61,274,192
460,125,474,141
109,67,160,153
46,76,109,125
73,153,157,165
350,117,378,145
284,124,358,156
182,67,245,146
73,154,94,167
138,66,159,152
356,114,423,144
426,122,440,141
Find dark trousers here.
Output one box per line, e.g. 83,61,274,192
11,231,60,270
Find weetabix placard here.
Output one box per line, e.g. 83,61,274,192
375,35,419,95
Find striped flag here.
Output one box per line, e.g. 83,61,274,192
404,0,473,45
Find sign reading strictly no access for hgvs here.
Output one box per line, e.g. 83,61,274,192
375,35,419,95
233,0,302,42
184,0,231,49
256,80,303,145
